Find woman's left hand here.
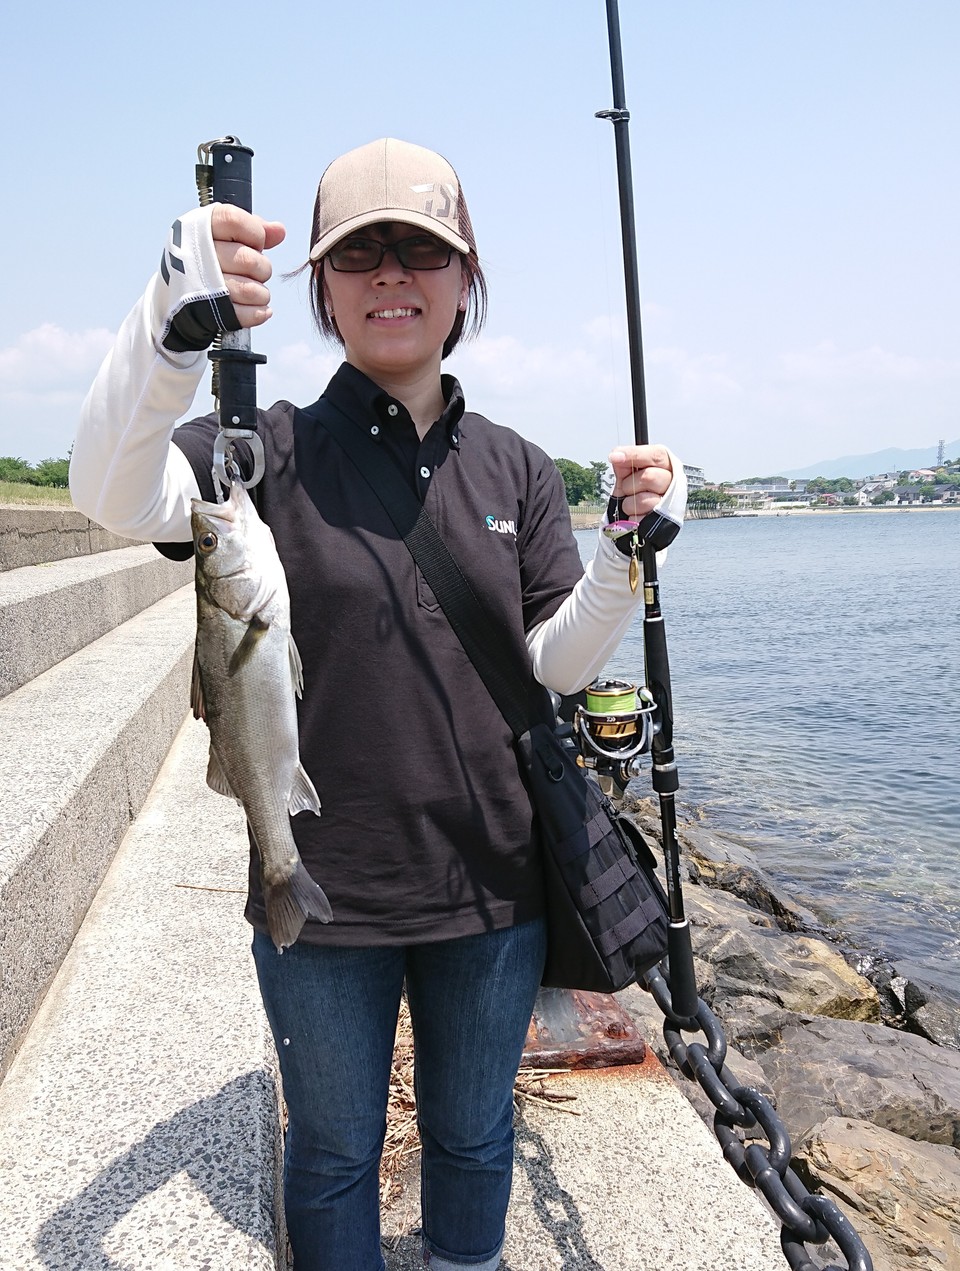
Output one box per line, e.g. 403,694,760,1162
608,445,674,518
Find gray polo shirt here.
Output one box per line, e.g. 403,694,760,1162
160,362,584,945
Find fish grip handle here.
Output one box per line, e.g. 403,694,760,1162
196,136,266,491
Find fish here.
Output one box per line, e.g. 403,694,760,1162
190,479,332,950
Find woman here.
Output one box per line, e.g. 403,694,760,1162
71,137,686,1271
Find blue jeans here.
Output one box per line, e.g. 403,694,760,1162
252,919,547,1271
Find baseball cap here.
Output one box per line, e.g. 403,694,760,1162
308,138,475,263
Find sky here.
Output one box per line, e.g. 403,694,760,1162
1,1,957,482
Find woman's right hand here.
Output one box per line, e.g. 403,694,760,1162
211,204,286,328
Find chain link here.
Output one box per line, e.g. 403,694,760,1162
642,963,875,1271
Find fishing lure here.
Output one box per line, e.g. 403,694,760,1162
602,518,643,593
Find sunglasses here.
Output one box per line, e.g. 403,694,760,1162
326,233,455,273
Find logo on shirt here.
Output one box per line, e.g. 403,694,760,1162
485,514,516,536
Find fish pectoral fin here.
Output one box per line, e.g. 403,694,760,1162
191,651,206,721
206,747,239,802
288,764,321,817
288,633,305,698
264,861,334,950
228,615,270,677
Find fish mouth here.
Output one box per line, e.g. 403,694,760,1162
191,480,247,525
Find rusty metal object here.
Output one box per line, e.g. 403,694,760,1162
522,987,647,1069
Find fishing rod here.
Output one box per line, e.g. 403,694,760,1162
587,14,877,1268
195,137,266,495
595,0,698,1021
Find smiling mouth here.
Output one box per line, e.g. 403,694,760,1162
368,307,419,320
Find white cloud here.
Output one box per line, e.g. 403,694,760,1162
257,341,342,407
0,323,115,390
4,317,955,479
0,325,119,462
773,342,932,383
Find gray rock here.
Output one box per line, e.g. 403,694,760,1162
895,975,960,1051
757,1018,960,1147
679,822,816,932
684,887,881,1025
711,995,803,1054
909,999,960,1050
793,1116,960,1271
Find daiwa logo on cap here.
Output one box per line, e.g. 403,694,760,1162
411,182,457,220
485,514,516,535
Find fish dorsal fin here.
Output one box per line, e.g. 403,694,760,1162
206,747,239,802
191,651,206,721
288,633,305,698
288,763,321,817
228,615,270,677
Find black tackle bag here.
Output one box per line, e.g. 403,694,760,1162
519,722,670,993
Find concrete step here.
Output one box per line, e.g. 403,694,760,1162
0,544,192,700
0,506,138,571
383,1054,785,1270
0,584,195,1078
0,714,283,1270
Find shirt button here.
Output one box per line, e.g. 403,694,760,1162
420,466,431,479
370,425,380,436
387,404,399,417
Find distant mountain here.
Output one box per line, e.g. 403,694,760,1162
777,440,960,482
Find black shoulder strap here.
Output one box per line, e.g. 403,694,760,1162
305,397,532,739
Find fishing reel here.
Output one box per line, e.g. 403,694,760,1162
572,678,657,798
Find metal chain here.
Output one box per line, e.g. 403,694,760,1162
642,964,875,1271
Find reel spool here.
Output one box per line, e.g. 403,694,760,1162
573,678,656,795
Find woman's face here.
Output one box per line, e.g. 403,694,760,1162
322,222,467,383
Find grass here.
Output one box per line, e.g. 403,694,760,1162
0,482,73,507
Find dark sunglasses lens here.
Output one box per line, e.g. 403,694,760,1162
396,237,452,269
327,235,454,272
328,239,383,271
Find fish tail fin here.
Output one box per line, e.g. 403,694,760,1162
264,862,334,951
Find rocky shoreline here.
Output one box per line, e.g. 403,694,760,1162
619,797,960,1271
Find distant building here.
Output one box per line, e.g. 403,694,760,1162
683,465,706,492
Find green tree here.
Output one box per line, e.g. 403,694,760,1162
871,490,895,505
690,488,736,508
0,456,34,483
589,461,609,500
553,458,595,505
31,458,70,488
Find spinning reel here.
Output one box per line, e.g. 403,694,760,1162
572,678,657,798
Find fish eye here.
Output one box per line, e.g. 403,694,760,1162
197,531,218,554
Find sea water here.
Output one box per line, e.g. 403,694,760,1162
579,509,960,995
